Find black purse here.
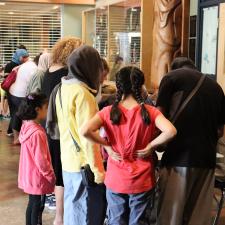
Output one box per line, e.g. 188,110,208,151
81,164,96,187
59,85,96,187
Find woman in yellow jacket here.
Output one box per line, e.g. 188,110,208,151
55,45,105,225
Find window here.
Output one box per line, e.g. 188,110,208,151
0,2,61,66
201,6,218,75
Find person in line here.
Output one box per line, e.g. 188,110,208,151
4,48,28,74
4,48,29,136
82,66,177,225
109,55,123,81
27,53,52,94
9,54,38,144
41,37,82,225
55,45,105,225
156,57,225,225
96,57,110,104
17,93,55,225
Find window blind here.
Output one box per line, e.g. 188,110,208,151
108,0,141,67
83,0,141,68
0,2,61,66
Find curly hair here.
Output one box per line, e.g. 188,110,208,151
51,37,82,66
110,66,151,125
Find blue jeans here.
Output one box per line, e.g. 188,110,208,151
63,171,106,225
106,188,155,225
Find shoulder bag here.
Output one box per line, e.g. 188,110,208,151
58,85,96,187
1,67,19,92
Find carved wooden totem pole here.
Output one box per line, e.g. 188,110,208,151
151,0,184,87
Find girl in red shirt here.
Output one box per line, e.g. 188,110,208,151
82,67,176,225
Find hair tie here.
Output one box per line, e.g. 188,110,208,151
27,95,34,100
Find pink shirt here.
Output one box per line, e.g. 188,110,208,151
98,104,161,194
18,121,55,195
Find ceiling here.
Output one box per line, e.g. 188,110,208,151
0,2,60,11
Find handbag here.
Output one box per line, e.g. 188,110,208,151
58,85,96,187
1,67,19,92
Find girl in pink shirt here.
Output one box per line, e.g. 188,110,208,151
17,93,55,225
82,67,176,225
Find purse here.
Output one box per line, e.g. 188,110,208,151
1,68,19,92
58,85,96,187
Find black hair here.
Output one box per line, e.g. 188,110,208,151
110,66,151,125
99,95,116,110
171,57,197,70
17,44,27,50
33,53,42,66
17,93,48,120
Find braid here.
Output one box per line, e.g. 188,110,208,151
110,74,123,124
131,69,151,125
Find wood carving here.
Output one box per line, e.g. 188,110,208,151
151,0,183,86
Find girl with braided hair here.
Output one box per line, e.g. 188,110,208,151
82,66,176,225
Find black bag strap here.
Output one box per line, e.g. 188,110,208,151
171,75,206,123
58,85,81,152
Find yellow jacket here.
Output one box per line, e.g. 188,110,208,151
55,78,105,183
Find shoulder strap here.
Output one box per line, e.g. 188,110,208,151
59,85,81,152
171,75,206,123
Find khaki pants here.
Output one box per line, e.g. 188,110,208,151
157,167,214,225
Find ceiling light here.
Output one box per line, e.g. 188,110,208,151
8,12,14,15
0,2,6,6
53,5,59,10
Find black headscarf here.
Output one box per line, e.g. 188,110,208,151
67,45,103,93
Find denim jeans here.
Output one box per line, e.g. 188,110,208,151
63,170,106,225
106,188,155,225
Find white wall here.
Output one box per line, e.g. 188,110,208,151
61,4,93,38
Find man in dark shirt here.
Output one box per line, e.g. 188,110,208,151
156,57,225,225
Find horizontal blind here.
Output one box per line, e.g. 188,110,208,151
83,8,108,58
109,0,141,67
95,8,108,58
0,2,61,66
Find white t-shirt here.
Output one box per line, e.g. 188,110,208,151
10,61,37,97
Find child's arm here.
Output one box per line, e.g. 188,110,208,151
31,131,56,185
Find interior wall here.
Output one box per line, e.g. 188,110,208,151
61,4,93,38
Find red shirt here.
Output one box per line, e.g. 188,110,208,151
98,104,161,194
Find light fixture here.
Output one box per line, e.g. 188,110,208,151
53,5,59,10
0,2,6,6
8,12,14,15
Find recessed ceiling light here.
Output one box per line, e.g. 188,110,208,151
8,12,14,15
0,2,6,6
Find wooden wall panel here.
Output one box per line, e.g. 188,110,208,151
141,0,154,90
217,3,225,92
150,0,190,88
